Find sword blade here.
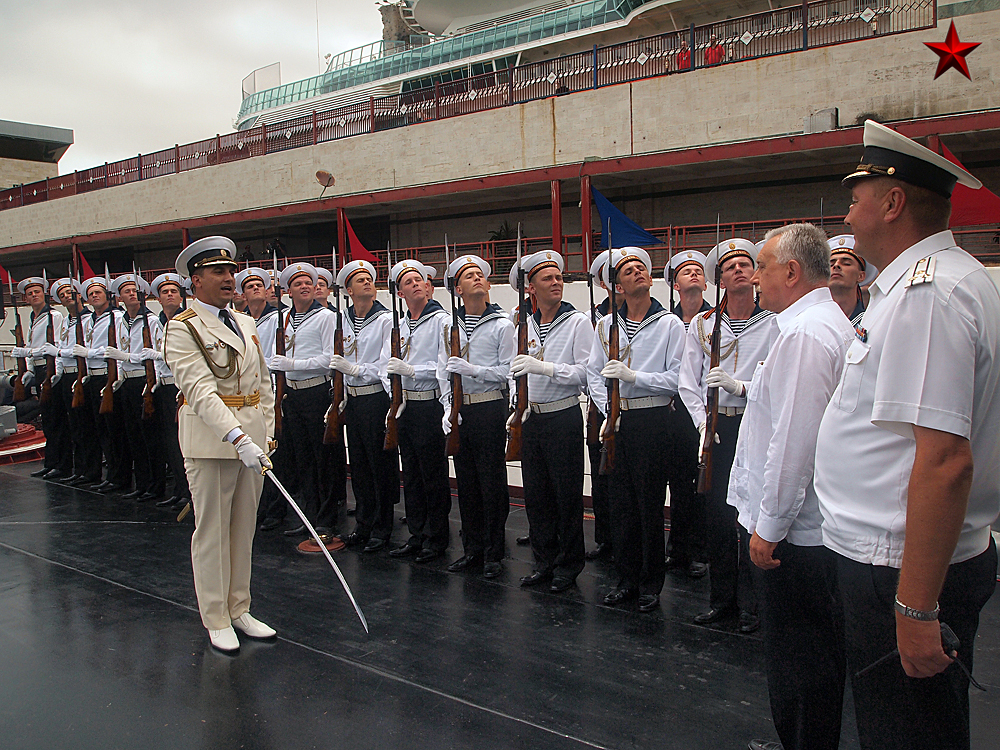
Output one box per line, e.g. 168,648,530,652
263,468,369,634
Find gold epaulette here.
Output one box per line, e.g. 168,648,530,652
905,257,936,288
174,308,197,321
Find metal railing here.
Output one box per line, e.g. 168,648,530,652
0,0,936,215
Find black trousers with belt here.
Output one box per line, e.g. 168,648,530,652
705,413,755,613
344,389,400,542
608,404,672,595
83,373,113,483
837,539,997,750
664,398,705,564
39,371,72,473
119,375,164,495
453,397,509,563
522,405,585,580
60,373,102,481
153,383,189,499
754,541,845,750
283,382,337,530
397,396,451,552
587,434,611,550
105,383,133,488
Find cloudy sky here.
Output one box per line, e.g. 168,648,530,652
3,1,384,173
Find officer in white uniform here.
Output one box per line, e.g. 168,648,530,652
163,236,276,654
678,238,778,632
587,247,686,612
814,120,1000,749
382,260,452,562
330,259,400,553
827,234,878,327
441,254,515,579
510,251,592,592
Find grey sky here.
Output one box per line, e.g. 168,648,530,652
3,1,383,174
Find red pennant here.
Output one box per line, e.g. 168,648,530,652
77,249,95,279
0,263,10,286
343,216,379,264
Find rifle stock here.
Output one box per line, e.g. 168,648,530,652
446,322,462,457
140,309,156,420
72,295,88,410
696,264,724,495
273,308,289,438
505,228,526,461
323,312,346,445
41,312,55,404
100,310,118,415
383,320,402,451
11,309,27,403
598,266,619,475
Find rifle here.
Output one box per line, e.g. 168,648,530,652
272,251,287,438
384,248,403,451
41,272,55,405
100,265,118,415
137,270,156,420
70,271,88,410
598,255,619,476
9,277,27,403
667,226,675,314
505,224,527,461
697,218,724,494
323,247,345,445
585,225,602,448
444,235,462,457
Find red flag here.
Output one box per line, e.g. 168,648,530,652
344,216,379,264
938,142,1000,228
0,263,11,286
77,248,95,279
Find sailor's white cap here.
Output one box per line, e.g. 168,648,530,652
315,267,333,287
16,277,47,295
448,254,491,281
82,276,109,294
111,273,151,297
705,239,758,281
279,262,318,290
234,267,271,294
602,246,651,286
523,251,564,282
151,272,184,297
665,250,707,282
337,260,377,288
828,235,878,284
390,259,431,286
50,278,84,299
175,236,238,278
589,250,610,284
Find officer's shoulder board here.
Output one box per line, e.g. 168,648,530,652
174,308,197,322
905,257,935,288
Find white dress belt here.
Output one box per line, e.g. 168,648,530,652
346,383,384,397
719,406,746,416
286,375,331,390
123,370,148,379
619,395,672,411
529,395,580,414
462,390,505,405
403,388,440,401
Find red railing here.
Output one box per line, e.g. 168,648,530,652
0,0,936,215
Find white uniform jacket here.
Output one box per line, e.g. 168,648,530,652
439,303,515,396
586,298,686,416
254,304,281,361
163,299,275,460
117,308,164,374
342,301,392,389
380,299,451,408
85,308,122,372
27,306,64,374
512,301,591,405
55,310,93,377
279,301,335,382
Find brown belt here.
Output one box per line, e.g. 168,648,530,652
179,390,261,410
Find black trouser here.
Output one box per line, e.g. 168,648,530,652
323,435,348,530
119,376,164,494
283,382,337,529
60,373,102,481
664,399,705,564
83,374,112,482
397,396,451,552
837,540,997,750
587,436,611,549
105,384,133,487
344,389,399,542
153,383,189,499
522,405,585,580
754,541,845,750
453,397,509,563
609,405,671,595
39,374,72,472
705,413,755,613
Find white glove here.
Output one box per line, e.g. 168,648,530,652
72,344,91,359
706,366,746,397
510,354,554,378
330,354,360,377
10,347,30,358
112,375,125,392
38,343,59,358
234,434,272,471
128,352,143,364
139,348,160,362
104,347,130,362
51,373,62,386
59,348,75,358
446,357,479,378
697,421,721,461
442,411,463,435
21,371,34,386
270,355,295,372
600,359,637,383
386,357,415,378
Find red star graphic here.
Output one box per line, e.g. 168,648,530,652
925,21,980,80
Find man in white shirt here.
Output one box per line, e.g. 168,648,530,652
814,121,1000,749
724,224,855,750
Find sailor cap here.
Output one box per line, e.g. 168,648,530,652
151,273,184,297
17,277,47,295
50,277,85,299
389,259,432,286
448,254,491,281
589,250,610,284
234,267,271,294
601,246,651,287
523,251,565,282
315,267,334,287
111,273,151,297
337,260,377,288
705,239,758,282
279,262,318,291
82,276,109,294
665,250,707,282
828,235,879,284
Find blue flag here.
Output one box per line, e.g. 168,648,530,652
592,187,660,249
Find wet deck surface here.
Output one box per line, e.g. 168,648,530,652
1,460,997,750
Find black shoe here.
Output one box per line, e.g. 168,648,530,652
69,475,93,486
157,495,181,507
687,561,708,578
340,531,368,547
748,740,784,750
44,470,69,481
89,480,114,492
414,548,440,564
693,606,736,625
638,594,660,612
121,489,143,499
30,467,52,478
137,491,160,502
258,517,282,532
665,555,687,571
549,576,575,593
60,474,84,484
483,562,502,579
363,537,387,553
346,507,356,516
447,554,482,572
586,543,610,560
389,542,420,558
738,611,760,634
519,570,553,587
515,535,530,546
283,525,307,537
603,587,639,606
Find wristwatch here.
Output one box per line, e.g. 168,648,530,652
894,596,940,621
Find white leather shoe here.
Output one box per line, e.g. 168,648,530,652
231,612,277,640
208,626,240,654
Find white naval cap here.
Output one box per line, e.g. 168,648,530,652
82,275,109,294
111,273,151,297
17,277,47,295
828,235,879,284
315,267,333,287
705,238,758,282
523,250,564,282
182,277,192,293
448,254,491,281
589,250,610,283
425,265,438,281
279,262,318,290
336,259,376,288
234,267,271,294
175,236,239,278
389,258,431,286
601,246,651,286
151,272,184,297
665,249,707,282
50,277,84,299
508,258,524,291
843,120,982,197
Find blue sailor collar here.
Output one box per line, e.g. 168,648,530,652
672,299,711,319
255,302,278,323
532,300,577,329
29,304,53,325
408,299,445,322
458,302,504,327
347,300,388,324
